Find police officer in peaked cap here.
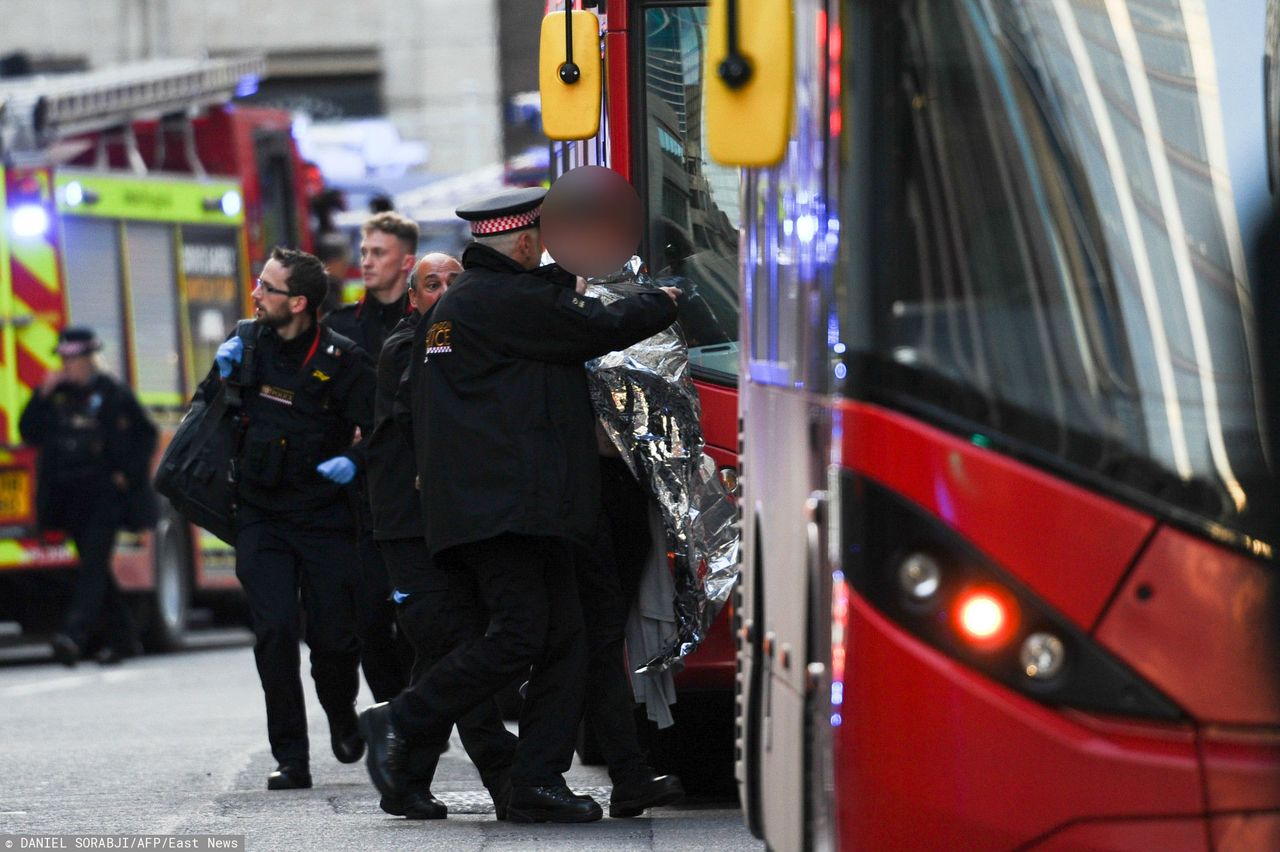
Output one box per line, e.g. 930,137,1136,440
359,187,681,822
20,326,157,667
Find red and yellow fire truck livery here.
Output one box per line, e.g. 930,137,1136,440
0,56,316,649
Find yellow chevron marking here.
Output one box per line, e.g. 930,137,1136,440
10,242,59,291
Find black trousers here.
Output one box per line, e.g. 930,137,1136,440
379,537,517,791
235,506,361,765
577,456,652,782
356,529,412,702
49,481,135,653
391,532,586,788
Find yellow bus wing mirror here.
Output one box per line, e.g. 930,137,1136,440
540,10,602,141
705,0,793,166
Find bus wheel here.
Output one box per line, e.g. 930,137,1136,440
144,508,191,652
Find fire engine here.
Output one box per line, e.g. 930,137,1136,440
0,56,317,650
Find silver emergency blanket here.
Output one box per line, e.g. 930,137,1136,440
584,260,741,675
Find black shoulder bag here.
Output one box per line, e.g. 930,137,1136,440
154,320,261,544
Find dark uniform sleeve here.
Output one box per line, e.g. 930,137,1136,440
334,345,376,471
18,390,57,446
486,279,679,365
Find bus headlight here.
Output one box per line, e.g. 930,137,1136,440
898,552,941,601
1020,632,1066,680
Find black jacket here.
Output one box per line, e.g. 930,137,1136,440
409,243,678,556
366,312,421,540
193,321,374,529
19,372,157,527
323,290,410,360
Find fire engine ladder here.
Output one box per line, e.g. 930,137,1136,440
0,55,266,173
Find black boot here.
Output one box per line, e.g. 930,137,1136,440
329,705,365,764
380,790,447,819
507,785,603,823
51,633,80,667
609,771,685,818
359,702,410,797
267,763,312,790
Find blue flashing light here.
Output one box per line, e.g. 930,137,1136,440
831,681,844,706
10,204,50,239
831,712,843,727
796,214,819,243
220,190,243,217
235,73,260,99
833,341,847,355
834,362,848,380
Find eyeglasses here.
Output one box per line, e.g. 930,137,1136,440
255,277,294,298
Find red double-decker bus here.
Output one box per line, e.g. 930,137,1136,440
704,0,1280,847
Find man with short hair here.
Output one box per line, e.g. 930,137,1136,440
360,187,681,823
200,246,375,790
324,210,420,703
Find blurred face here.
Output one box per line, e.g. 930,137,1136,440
61,354,95,385
409,254,462,314
251,259,299,328
360,230,413,298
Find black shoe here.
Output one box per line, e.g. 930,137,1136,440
51,633,80,668
94,642,141,666
330,707,364,764
380,790,447,820
267,763,312,790
480,766,512,821
609,772,685,818
507,785,603,823
359,702,410,797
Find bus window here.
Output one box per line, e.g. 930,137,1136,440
641,5,741,383
124,222,184,409
61,217,127,381
841,0,1277,542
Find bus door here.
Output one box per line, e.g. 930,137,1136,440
735,12,838,849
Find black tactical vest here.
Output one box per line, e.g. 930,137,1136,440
235,325,356,510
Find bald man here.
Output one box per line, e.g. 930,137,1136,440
363,252,517,820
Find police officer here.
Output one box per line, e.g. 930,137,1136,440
360,187,680,823
323,211,417,703
20,327,157,666
364,251,518,820
200,246,375,791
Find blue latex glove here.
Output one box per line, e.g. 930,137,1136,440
215,336,244,378
316,456,356,484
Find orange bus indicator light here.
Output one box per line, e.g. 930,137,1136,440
954,588,1017,649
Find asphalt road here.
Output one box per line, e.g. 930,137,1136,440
0,632,762,851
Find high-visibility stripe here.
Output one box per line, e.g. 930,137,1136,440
10,258,63,316
2,167,66,447
10,242,60,298
0,166,13,445
0,539,77,567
